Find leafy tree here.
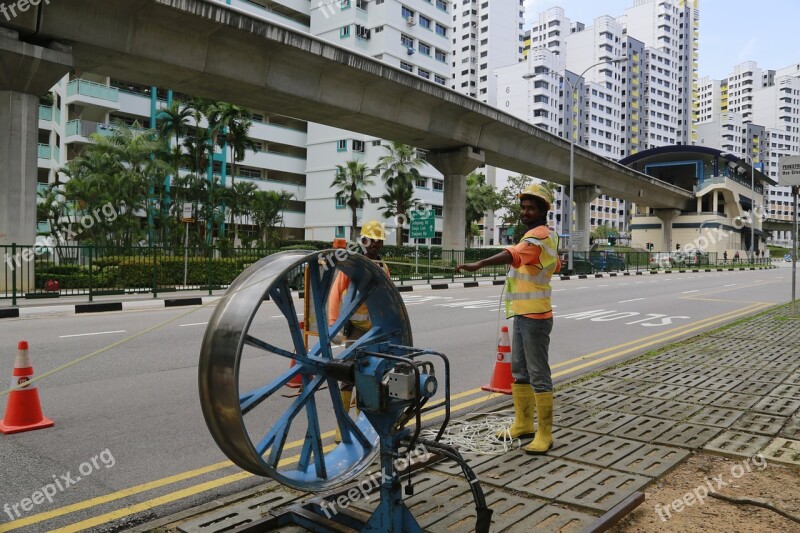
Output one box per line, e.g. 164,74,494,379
250,190,294,245
465,172,499,246
331,160,375,241
224,181,258,245
377,142,425,246
497,174,534,242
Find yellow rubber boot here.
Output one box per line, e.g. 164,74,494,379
524,392,554,454
496,383,536,440
334,390,353,444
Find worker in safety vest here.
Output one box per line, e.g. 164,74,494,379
327,220,390,442
456,183,560,454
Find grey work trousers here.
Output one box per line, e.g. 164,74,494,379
510,315,553,392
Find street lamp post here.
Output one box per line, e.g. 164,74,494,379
746,148,769,262
524,56,626,274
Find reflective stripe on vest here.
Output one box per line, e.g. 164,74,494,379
505,227,559,318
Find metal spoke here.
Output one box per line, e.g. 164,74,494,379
335,327,401,361
297,391,327,479
306,261,332,357
308,277,380,358
268,276,306,358
244,335,322,369
240,365,303,415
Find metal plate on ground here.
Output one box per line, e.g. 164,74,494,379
515,504,595,532
732,381,778,396
702,430,772,459
564,435,643,468
571,411,638,434
177,490,302,533
731,412,788,436
652,423,722,450
708,392,761,411
608,444,690,478
554,471,651,512
761,437,800,467
548,427,602,458
425,490,547,533
688,407,745,428
752,396,800,417
611,416,674,442
608,397,702,420
506,458,601,500
639,383,691,401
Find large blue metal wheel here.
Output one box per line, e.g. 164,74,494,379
199,250,412,491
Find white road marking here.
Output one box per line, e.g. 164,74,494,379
618,298,644,303
574,287,589,290
60,330,126,338
681,290,699,294
179,322,208,327
724,284,737,287
598,285,609,287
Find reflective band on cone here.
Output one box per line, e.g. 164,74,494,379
481,326,513,395
0,341,54,435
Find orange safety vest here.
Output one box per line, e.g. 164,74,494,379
346,260,390,331
504,226,559,318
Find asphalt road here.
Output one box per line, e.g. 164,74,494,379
0,264,793,532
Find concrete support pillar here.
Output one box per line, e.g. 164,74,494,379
0,29,72,292
573,186,601,252
712,190,719,213
696,194,702,213
654,209,681,252
426,147,485,251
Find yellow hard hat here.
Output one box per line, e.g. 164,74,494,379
360,220,386,241
518,183,553,210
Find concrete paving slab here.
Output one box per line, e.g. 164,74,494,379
554,471,651,512
573,376,623,392
555,404,596,428
584,392,632,410
708,392,761,411
694,376,742,392
606,397,702,420
786,372,800,386
554,388,595,406
517,504,595,532
768,384,800,399
730,412,788,436
424,490,547,533
611,416,674,442
733,380,779,396
672,352,717,366
779,416,800,440
429,449,497,477
603,379,654,397
662,372,710,388
687,407,746,428
608,444,690,478
633,361,686,375
762,359,799,372
680,387,726,405
761,438,800,467
702,430,773,459
652,423,723,450
176,489,301,533
472,452,553,483
565,435,643,468
742,369,791,384
548,427,603,458
714,367,764,381
752,396,800,417
571,411,638,434
603,365,652,381
640,382,694,401
506,459,600,500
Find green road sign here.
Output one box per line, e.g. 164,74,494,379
410,210,435,239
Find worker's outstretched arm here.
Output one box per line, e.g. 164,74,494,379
455,250,513,273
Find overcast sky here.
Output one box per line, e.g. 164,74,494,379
524,0,800,80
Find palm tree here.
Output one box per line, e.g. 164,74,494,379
376,142,425,246
379,180,418,245
331,160,375,241
223,118,258,187
156,101,193,227
250,190,294,245
224,181,258,245
464,172,499,246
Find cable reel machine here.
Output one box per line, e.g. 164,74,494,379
199,250,492,532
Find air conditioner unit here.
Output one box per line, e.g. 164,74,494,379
407,47,415,55
406,17,415,26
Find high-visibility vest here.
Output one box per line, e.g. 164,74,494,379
504,226,559,318
346,260,390,331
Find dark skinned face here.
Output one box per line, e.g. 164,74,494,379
519,197,542,227
361,237,383,259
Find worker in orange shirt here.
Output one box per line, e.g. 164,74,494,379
456,184,560,454
328,220,390,442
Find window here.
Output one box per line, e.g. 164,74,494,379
401,6,414,20
340,25,351,38
335,226,346,237
337,140,347,151
400,61,414,73
239,167,261,179
418,68,430,80
335,197,346,209
419,42,431,56
435,48,446,62
432,231,442,245
435,23,447,37
415,177,427,188
401,34,414,48
433,205,443,217
436,0,448,12
340,0,350,8
434,75,446,85
370,197,380,204
432,179,444,191
353,140,365,152
419,15,431,29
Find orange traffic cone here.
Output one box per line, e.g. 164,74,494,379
0,341,54,434
286,322,304,389
481,326,513,395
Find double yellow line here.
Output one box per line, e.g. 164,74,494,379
1,303,769,533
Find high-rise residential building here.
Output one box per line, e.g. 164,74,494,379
696,61,800,246
492,0,699,243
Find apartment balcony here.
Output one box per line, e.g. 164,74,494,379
37,144,53,170
250,120,307,147
65,79,120,111
242,150,307,175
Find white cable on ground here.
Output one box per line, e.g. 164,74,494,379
420,411,526,455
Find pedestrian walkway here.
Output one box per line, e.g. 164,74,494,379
136,304,799,532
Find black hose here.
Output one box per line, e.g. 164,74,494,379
415,438,493,533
